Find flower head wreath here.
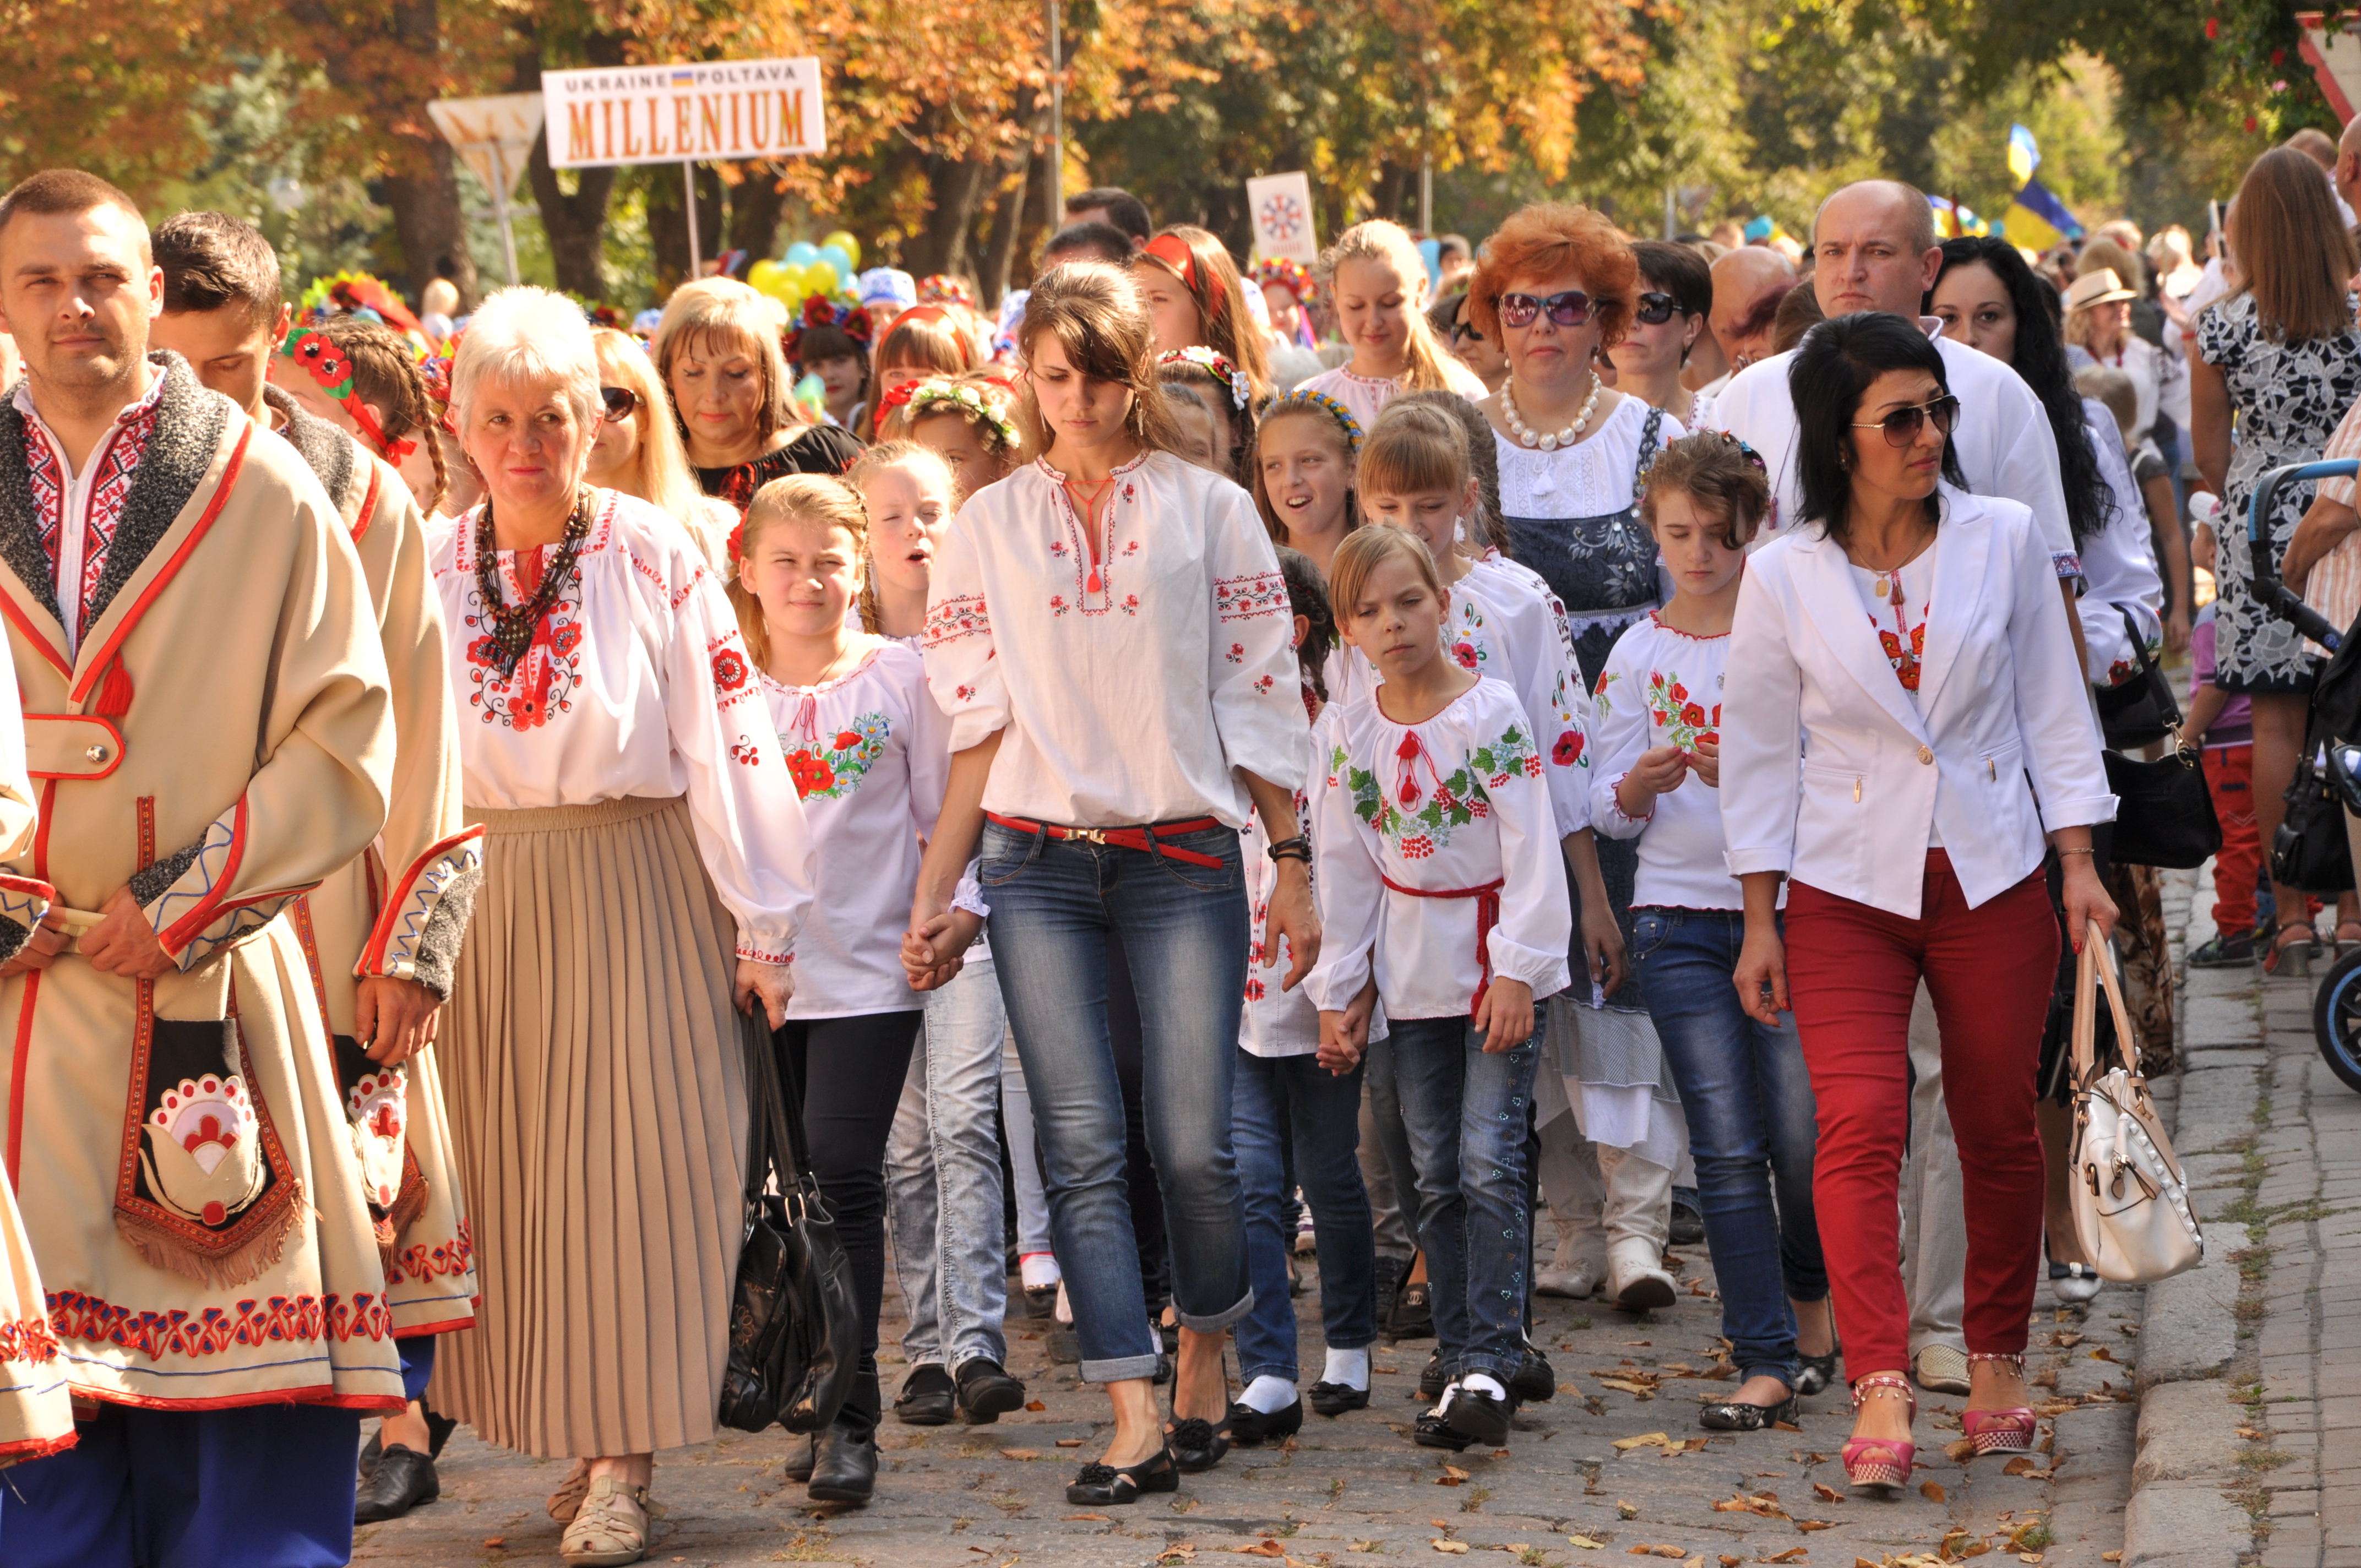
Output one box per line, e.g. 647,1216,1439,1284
1159,346,1249,411
280,325,417,464
783,293,873,365
886,376,1024,454
1260,386,1364,453
1254,257,1315,304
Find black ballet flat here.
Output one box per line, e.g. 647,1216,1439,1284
1511,1344,1557,1404
1166,1414,1232,1473
1065,1448,1180,1505
1309,1381,1370,1418
1227,1397,1303,1446
1698,1393,1800,1432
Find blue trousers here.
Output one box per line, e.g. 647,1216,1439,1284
1,1402,363,1568
398,1333,436,1403
1232,1049,1377,1385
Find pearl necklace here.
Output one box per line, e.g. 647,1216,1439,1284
1501,374,1603,450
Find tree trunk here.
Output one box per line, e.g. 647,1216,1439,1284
902,150,996,280
519,37,621,301
646,165,727,296
381,146,478,308
728,167,791,263
982,148,1034,308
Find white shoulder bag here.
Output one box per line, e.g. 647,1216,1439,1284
2068,920,2204,1283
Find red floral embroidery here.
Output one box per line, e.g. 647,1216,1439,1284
1401,834,1435,859
1680,702,1707,728
713,646,751,694
1226,643,1245,665
1253,674,1276,695
1552,731,1585,766
1243,977,1267,1002
1451,641,1479,671
954,684,977,701
787,751,836,798
1215,571,1289,622
0,1315,58,1364
390,1219,476,1283
48,1289,395,1362
729,739,763,766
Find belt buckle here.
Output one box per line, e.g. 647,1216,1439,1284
1078,827,1107,845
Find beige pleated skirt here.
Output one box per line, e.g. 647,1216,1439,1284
428,793,749,1458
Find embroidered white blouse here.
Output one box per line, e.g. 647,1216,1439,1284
1305,679,1574,1021
760,640,949,1017
1327,554,1596,839
432,487,814,964
1296,362,1488,432
1590,614,1753,911
2077,402,2166,688
1492,395,1686,522
923,451,1308,827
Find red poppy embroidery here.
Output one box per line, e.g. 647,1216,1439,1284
1552,732,1585,766
833,730,861,750
1680,702,1707,728
712,646,751,694
1451,641,1479,671
786,750,836,798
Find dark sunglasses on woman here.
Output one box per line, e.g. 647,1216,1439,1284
1634,291,1690,325
1497,289,1593,329
600,385,643,422
1852,394,1962,448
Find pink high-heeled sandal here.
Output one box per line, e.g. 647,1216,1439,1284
1841,1374,1916,1491
1961,1352,2037,1454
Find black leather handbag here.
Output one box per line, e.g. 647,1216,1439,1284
2093,607,2183,750
2103,734,2221,869
717,1009,859,1435
2273,741,2358,892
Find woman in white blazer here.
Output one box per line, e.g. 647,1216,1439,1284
1721,313,2116,1493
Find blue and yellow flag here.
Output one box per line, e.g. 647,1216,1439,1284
2001,177,2083,254
2007,124,2042,187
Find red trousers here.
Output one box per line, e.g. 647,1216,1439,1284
2200,743,2259,939
1782,852,2058,1381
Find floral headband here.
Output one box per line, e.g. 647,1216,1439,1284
885,376,1024,453
1259,387,1364,453
1143,234,1222,318
784,294,873,364
917,274,974,308
280,326,415,464
1159,346,1249,411
1255,258,1315,303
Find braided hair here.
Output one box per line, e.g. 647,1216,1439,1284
318,316,447,516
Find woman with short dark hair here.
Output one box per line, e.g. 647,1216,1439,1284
1607,240,1715,428
1722,312,2115,1494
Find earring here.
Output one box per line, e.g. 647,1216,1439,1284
1453,516,1467,544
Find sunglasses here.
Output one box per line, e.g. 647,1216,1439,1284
1449,318,1484,345
1497,290,1593,329
599,385,643,423
1852,394,1962,448
1634,291,1689,325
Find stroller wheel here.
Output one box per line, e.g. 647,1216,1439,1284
2309,947,2361,1095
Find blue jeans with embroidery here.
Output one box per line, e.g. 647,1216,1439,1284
1387,1014,1539,1384
1633,906,1825,1388
980,820,1252,1384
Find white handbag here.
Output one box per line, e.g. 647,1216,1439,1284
2068,920,2205,1284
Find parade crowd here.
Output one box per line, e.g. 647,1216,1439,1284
0,128,2351,1566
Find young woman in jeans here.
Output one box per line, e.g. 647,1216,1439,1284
1590,433,1830,1430
1722,314,2117,1491
904,262,1316,1507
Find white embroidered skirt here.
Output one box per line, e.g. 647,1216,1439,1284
429,793,749,1458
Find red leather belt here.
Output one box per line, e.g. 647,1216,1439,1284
1380,872,1504,1018
986,813,1228,869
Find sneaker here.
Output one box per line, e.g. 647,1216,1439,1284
2184,933,2255,969
1294,1202,1318,1256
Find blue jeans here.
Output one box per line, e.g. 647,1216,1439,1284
1388,1015,1539,1382
1233,1049,1378,1385
1633,906,1827,1386
888,955,1011,1373
981,820,1253,1383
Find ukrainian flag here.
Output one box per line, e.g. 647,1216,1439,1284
2000,177,2084,255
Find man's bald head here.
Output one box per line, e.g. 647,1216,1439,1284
1810,179,1941,319
1709,246,1797,373
2335,119,2361,217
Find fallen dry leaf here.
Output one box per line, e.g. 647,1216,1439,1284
2049,1331,2083,1348
1795,1520,1835,1533
1618,1499,1641,1520
1438,1465,1470,1486
1922,1480,1947,1502
1761,1553,1808,1566
1616,1431,1673,1452
1234,1544,1288,1558
1568,1538,1606,1550
2032,1369,2059,1389
1559,1381,1585,1395
1000,1449,1042,1460
1056,1438,1084,1447
2102,1555,2122,1563
2089,1347,2118,1363
1813,1482,1845,1502
2002,1457,2044,1478
1025,1399,1047,1412
1064,1512,1111,1521
1434,1543,1470,1556
1722,1558,1745,1567
1597,1377,1659,1398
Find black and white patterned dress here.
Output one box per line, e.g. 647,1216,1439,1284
2197,291,2361,694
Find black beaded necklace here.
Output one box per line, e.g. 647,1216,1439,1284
474,486,594,679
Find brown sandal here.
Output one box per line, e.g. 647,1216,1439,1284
547,1458,590,1523
559,1476,652,1567
2265,922,2318,978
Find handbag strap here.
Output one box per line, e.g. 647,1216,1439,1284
739,1006,818,1205
2071,918,2141,1086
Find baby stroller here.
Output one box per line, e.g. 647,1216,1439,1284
2247,459,2361,1093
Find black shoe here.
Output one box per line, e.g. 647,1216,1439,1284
1158,1318,1180,1354
955,1358,1027,1424
2185,932,2255,968
1669,1189,1706,1246
1389,1279,1434,1340
1166,1414,1231,1473
1510,1344,1555,1404
1374,1256,1406,1330
1417,1349,1448,1402
1412,1410,1475,1450
1442,1385,1511,1446
1698,1393,1799,1431
1065,1448,1180,1505
353,1443,439,1523
1310,1381,1370,1417
357,1429,382,1483
1151,1352,1174,1386
422,1406,456,1459
807,1423,878,1504
1227,1397,1303,1446
782,1434,815,1483
1793,1347,1839,1398
893,1363,958,1426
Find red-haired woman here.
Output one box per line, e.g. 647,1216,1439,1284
1136,225,1272,406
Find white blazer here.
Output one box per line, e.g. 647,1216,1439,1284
1720,488,2115,918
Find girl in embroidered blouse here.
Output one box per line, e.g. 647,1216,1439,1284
1297,220,1492,431
1135,226,1273,405
1590,433,1833,1432
878,374,1024,504
1253,390,1363,581
902,260,1315,1509
1158,349,1258,482
862,307,979,441
1307,526,1573,1453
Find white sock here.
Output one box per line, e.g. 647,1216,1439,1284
1462,1371,1508,1401
1320,1347,1369,1391
1019,1253,1062,1290
1241,1374,1299,1414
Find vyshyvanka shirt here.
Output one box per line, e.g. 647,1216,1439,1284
431,487,814,964
1305,679,1574,1021
1590,614,1756,911
759,640,949,1018
923,451,1308,825
1294,361,1489,432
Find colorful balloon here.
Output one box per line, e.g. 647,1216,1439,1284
817,245,853,283
785,241,820,268
823,231,862,271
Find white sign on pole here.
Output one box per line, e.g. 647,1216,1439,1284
428,94,544,286
541,58,828,170
1246,172,1319,265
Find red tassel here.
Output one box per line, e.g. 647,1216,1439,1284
95,658,133,718
1086,568,1102,595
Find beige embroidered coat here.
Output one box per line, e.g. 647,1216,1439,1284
0,358,402,1411
265,388,481,1338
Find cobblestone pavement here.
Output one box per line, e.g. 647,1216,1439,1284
357,1237,2138,1566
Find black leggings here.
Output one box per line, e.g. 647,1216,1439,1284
772,1010,924,1440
